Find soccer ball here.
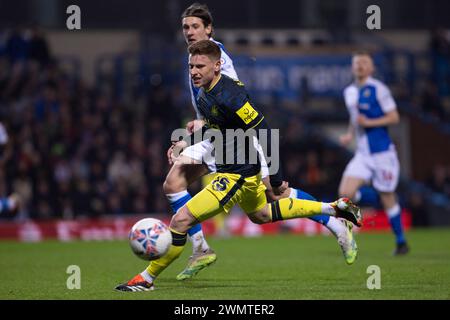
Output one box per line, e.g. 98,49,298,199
128,218,172,261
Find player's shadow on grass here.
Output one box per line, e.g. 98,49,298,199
163,277,295,283
159,278,296,290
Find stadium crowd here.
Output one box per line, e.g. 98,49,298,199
419,29,450,123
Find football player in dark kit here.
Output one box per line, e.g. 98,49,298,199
115,40,361,292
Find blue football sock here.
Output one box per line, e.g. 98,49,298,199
187,223,202,237
167,191,202,237
355,186,380,207
0,197,10,213
292,188,330,225
387,204,406,244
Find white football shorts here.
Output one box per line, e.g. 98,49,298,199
342,149,400,192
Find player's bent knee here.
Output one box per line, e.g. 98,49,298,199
265,190,278,202
163,179,183,195
248,215,264,224
248,209,271,225
170,206,196,233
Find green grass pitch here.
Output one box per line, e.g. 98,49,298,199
1,228,449,300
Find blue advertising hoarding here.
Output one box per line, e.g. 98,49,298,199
231,53,386,99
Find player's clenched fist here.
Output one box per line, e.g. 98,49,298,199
167,140,188,165
186,119,205,134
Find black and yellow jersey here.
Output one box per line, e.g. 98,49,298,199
188,74,282,186
196,75,264,132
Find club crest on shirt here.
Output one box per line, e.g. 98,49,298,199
363,88,371,97
211,105,219,117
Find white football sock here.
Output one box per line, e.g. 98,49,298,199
166,190,189,204
353,190,362,203
190,230,210,253
386,203,401,218
140,269,155,283
325,216,346,237
321,203,336,215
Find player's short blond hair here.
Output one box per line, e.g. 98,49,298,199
188,40,221,62
352,50,373,59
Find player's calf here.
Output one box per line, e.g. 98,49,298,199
163,161,212,260
338,177,366,203
249,198,362,227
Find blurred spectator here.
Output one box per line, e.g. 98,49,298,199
27,25,51,68
430,28,450,97
6,28,28,64
408,191,429,226
420,79,446,120
0,26,183,219
428,164,450,198
34,81,60,121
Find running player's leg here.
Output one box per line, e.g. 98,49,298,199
163,155,211,250
259,140,347,235
372,151,408,255
353,185,381,207
265,180,348,237
266,183,358,264
379,192,409,255
248,197,361,227
166,140,220,279
146,173,248,283
339,153,370,200
260,145,359,263
339,176,367,200
241,177,361,227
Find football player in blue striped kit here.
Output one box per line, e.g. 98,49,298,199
339,51,409,255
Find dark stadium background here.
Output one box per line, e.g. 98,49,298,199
1,0,450,240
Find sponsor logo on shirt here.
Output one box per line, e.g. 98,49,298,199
236,102,259,124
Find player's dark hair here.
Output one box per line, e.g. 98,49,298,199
181,3,214,37
188,40,221,61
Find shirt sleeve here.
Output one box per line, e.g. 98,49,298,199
343,86,359,126
225,86,264,130
376,83,397,113
220,51,239,81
